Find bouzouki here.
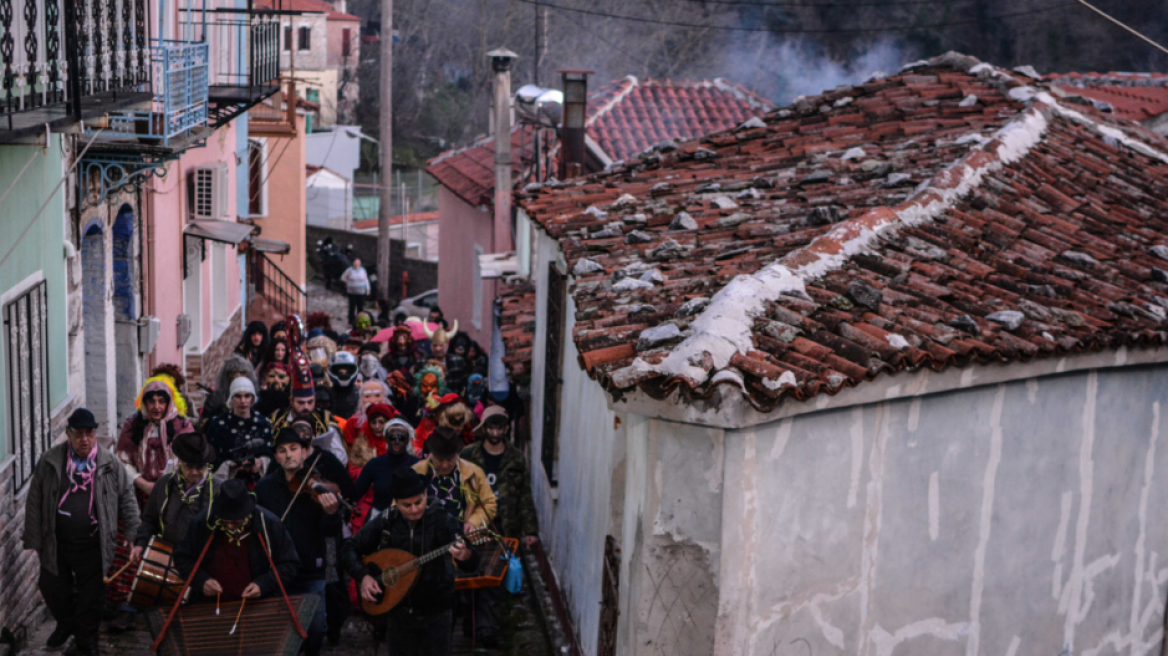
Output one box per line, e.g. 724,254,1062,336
360,527,492,615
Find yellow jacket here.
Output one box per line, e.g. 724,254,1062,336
411,458,498,529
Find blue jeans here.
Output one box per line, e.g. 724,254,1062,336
290,578,328,655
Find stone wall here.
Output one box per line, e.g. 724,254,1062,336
306,225,438,303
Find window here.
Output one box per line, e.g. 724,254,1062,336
306,88,319,104
284,25,292,52
472,245,483,329
541,263,566,485
342,28,351,57
248,139,267,217
298,26,311,51
4,279,50,493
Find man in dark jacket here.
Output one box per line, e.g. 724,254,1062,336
174,479,299,603
132,432,219,551
255,428,342,656
341,468,479,656
22,408,140,655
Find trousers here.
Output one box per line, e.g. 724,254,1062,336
39,541,105,648
290,578,328,655
348,294,365,326
386,609,452,656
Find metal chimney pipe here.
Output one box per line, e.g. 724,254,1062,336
488,48,518,253
559,69,591,180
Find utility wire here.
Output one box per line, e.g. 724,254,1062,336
1074,0,1168,56
683,0,989,7
513,0,1075,33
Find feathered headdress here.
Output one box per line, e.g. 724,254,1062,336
135,375,188,417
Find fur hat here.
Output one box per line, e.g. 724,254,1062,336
427,426,462,458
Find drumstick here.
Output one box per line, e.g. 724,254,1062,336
103,559,135,585
229,597,247,635
216,591,221,615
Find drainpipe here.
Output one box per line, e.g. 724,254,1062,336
488,47,517,254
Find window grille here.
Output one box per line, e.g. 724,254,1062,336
4,280,50,494
541,263,566,485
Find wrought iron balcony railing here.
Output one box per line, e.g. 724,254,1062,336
0,0,151,141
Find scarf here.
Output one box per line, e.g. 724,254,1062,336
213,518,252,547
158,465,214,537
129,377,183,482
58,445,99,529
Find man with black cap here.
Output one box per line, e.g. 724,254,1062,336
270,364,356,502
132,431,220,554
341,467,480,656
22,408,141,655
410,427,496,536
254,428,342,656
174,478,299,605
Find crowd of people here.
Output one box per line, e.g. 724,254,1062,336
21,307,538,656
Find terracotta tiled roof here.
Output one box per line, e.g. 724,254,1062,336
351,211,439,231
254,0,360,21
515,52,1168,412
1049,72,1168,123
426,77,773,208
497,279,537,382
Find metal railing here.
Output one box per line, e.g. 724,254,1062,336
87,39,209,146
180,3,280,90
0,0,149,128
252,251,305,317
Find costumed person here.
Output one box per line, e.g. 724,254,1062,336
305,329,337,370
263,337,290,371
341,337,363,356
465,340,489,377
269,320,288,344
206,376,274,486
444,332,472,396
174,479,299,604
256,362,292,419
352,418,418,524
255,429,342,656
412,394,476,457
109,376,195,630
22,409,140,656
342,467,479,656
410,363,448,429
343,402,396,530
386,370,420,428
199,354,259,421
380,325,420,377
327,351,361,419
464,373,488,420
427,306,450,330
458,407,540,646
132,431,219,553
411,427,496,536
358,350,387,384
423,320,459,371
150,363,195,416
235,320,270,369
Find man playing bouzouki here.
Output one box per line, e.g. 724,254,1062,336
341,468,480,656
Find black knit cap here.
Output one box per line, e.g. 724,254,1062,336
391,467,426,500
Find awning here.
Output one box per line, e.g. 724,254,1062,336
252,237,291,255
184,220,255,245
479,251,518,280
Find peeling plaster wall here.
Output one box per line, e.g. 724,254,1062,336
713,364,1168,656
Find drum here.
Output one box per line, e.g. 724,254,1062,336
130,538,187,609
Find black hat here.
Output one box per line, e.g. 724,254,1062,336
391,468,426,500
426,426,462,459
172,432,216,466
67,408,99,430
211,479,256,521
273,427,308,450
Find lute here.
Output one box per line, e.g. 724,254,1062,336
360,527,491,615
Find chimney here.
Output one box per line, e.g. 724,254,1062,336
488,48,518,253
558,69,590,180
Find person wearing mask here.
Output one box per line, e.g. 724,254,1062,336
174,479,299,604
206,377,274,486
254,429,342,656
23,409,140,656
256,362,292,419
342,468,479,656
234,321,270,369
132,432,219,553
342,401,394,529
328,351,361,419
340,258,370,327
351,418,419,526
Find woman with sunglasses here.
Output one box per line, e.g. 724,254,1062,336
350,418,419,526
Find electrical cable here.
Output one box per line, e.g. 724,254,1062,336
684,0,1001,7
1074,0,1168,56
513,0,1075,33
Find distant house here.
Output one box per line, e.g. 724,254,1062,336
427,76,774,346
1049,72,1168,136
306,165,353,231
509,53,1168,656
352,211,439,262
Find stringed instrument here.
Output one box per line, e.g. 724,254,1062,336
360,527,492,615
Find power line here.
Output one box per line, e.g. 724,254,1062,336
1074,0,1168,56
683,0,984,8
512,0,1075,33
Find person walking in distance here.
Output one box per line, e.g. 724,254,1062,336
341,258,371,328
22,409,141,655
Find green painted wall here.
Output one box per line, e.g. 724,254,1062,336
0,135,70,461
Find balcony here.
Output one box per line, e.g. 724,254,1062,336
0,0,152,143
184,3,283,127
